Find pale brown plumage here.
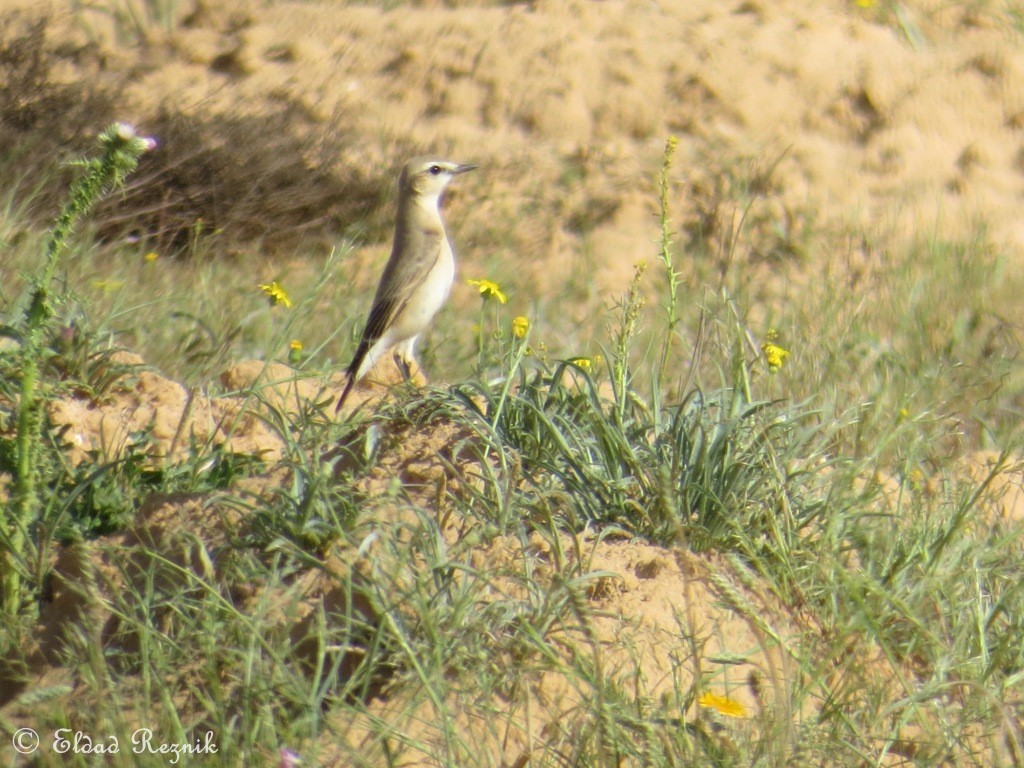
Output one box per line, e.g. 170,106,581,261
336,157,476,413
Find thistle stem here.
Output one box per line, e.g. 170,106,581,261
3,124,154,618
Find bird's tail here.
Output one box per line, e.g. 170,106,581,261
335,372,357,414
336,338,373,415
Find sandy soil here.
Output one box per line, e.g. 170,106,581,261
14,0,1024,288
4,0,1024,763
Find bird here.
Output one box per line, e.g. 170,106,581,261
335,156,477,413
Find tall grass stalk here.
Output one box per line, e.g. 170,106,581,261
2,123,153,618
656,135,681,389
610,261,647,422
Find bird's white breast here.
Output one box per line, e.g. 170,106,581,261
390,237,454,341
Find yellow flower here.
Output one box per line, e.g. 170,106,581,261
763,343,789,371
511,315,530,339
855,0,876,7
144,251,159,262
572,357,592,371
664,136,679,165
259,281,293,308
289,339,303,352
699,692,747,718
288,339,303,364
467,278,507,304
761,329,790,372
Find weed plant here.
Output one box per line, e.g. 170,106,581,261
0,123,154,619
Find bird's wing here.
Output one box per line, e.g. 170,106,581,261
362,229,443,343
346,230,444,376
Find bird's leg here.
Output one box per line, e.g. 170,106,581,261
394,352,413,382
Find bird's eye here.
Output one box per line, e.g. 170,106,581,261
428,165,442,175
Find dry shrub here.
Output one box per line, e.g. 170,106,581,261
96,108,397,255
0,13,121,202
0,11,401,255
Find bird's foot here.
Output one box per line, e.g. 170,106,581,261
394,353,413,383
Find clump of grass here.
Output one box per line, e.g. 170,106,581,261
226,399,362,556
445,311,825,562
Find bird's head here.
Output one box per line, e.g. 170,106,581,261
399,156,477,203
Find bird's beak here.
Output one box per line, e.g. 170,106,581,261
453,163,478,175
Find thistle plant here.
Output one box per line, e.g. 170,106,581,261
2,123,154,618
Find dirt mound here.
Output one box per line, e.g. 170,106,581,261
44,354,427,466
16,353,1000,763
6,0,1024,266
16,472,808,765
